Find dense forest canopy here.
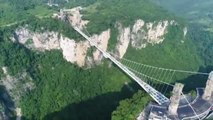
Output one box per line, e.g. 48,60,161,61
84,0,176,34
0,0,99,27
112,90,151,120
151,0,213,30
151,0,213,69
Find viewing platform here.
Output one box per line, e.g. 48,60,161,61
148,72,213,120
149,88,213,120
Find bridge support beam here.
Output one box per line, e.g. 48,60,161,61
168,83,184,115
203,71,213,100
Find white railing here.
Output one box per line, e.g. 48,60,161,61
73,27,170,105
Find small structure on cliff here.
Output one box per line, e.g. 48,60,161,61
47,0,58,7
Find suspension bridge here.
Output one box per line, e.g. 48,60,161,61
72,26,213,120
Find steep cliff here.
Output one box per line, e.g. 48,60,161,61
14,7,181,67
13,27,111,67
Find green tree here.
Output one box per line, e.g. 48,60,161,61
112,90,151,120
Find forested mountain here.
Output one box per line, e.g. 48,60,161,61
0,0,212,120
151,0,213,70
151,0,213,27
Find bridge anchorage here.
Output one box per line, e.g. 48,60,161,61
73,26,213,120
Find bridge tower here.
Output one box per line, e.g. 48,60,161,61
168,83,184,115
203,71,213,100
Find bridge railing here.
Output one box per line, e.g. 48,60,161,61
73,26,170,105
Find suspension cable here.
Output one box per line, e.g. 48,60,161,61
159,70,170,92
163,71,175,94
127,66,174,87
82,26,209,77
151,69,158,86
154,68,165,88
149,67,158,87
121,57,209,75
157,70,168,91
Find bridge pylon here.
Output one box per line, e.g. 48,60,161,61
203,71,213,100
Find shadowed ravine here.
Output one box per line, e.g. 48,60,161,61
43,82,141,120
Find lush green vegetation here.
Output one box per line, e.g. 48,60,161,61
55,0,99,8
151,0,213,28
112,90,151,120
0,0,99,27
22,17,84,41
20,52,134,119
0,29,32,75
188,24,213,68
151,0,213,72
0,27,140,119
83,0,174,34
81,0,202,73
0,0,54,27
124,25,203,82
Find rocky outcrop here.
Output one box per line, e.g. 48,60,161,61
63,7,111,62
0,67,34,103
14,27,90,67
50,6,180,66
14,6,179,67
203,71,213,100
14,18,174,67
54,7,89,30
14,27,60,51
15,108,22,120
67,7,89,30
131,19,170,49
168,83,184,115
114,19,172,58
115,23,131,58
15,27,89,67
59,37,90,67
0,67,34,119
91,29,111,62
183,27,187,37
13,27,111,67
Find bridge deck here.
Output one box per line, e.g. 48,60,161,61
73,27,170,105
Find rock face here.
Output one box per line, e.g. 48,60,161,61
168,83,184,115
14,27,60,51
0,67,34,119
91,29,111,62
131,19,170,49
183,27,187,37
14,27,111,67
114,19,172,58
14,18,174,67
66,7,89,30
14,6,179,67
59,37,90,67
0,67,34,103
115,23,131,58
203,71,213,100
